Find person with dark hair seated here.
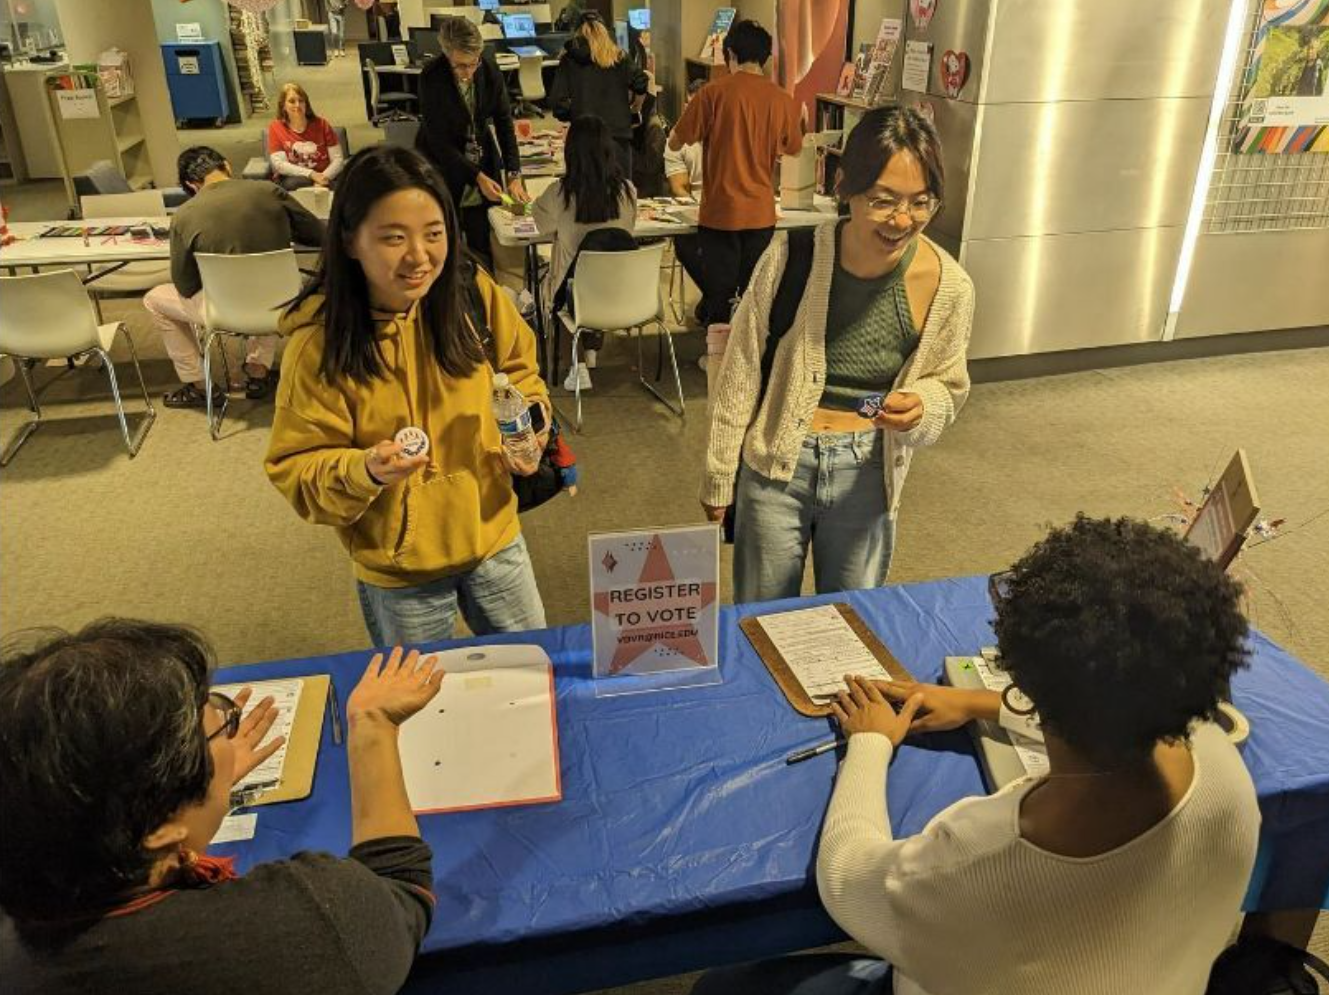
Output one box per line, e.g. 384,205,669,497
532,115,637,391
142,146,325,408
0,620,443,995
693,516,1261,995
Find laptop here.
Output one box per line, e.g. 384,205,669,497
509,44,545,59
501,13,537,39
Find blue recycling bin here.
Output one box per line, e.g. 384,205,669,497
162,41,231,126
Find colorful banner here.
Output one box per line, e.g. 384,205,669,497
775,0,852,121
1237,0,1329,153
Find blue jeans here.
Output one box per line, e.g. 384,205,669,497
733,431,894,604
356,535,546,646
692,954,893,995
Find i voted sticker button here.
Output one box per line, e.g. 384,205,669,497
394,426,430,458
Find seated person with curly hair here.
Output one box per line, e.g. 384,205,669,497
694,516,1260,995
0,620,443,995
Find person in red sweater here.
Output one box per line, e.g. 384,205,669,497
267,83,345,191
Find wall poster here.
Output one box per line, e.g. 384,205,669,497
1237,0,1329,153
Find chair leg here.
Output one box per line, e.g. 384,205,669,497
0,356,43,466
201,331,228,441
634,320,686,420
569,328,584,433
104,328,157,458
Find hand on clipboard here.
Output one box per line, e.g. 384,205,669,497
227,688,286,784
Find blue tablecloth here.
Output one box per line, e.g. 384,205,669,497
214,577,1329,994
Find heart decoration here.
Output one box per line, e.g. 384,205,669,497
940,49,970,99
910,0,938,32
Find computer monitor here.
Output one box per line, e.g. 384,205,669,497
628,8,650,30
500,13,536,39
409,26,442,59
478,0,500,10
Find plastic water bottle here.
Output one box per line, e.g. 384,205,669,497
491,373,541,465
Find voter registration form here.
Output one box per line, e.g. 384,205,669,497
753,605,894,701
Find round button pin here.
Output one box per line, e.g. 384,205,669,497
394,426,430,458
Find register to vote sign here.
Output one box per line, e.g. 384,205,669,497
589,525,720,678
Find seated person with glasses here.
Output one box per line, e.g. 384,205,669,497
0,619,444,995
694,516,1261,995
702,105,973,604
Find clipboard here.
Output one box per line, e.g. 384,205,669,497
213,673,329,806
739,603,914,717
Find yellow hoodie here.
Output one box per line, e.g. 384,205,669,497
265,270,548,589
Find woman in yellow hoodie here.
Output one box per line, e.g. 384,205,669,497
265,145,550,645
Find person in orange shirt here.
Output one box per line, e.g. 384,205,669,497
668,20,802,326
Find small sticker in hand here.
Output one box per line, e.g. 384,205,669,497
857,394,885,419
395,426,430,458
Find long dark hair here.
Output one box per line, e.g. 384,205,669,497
291,145,483,385
560,116,630,224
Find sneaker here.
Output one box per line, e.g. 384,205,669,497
583,348,597,369
163,382,225,409
563,363,592,392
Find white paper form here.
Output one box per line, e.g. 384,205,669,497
398,644,561,814
755,605,893,701
211,678,304,792
967,655,1050,778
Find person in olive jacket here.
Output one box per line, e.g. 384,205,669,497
415,16,527,266
549,11,650,178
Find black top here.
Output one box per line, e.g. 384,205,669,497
416,51,522,207
549,37,650,141
0,837,434,995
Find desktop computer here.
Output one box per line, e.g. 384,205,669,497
501,13,537,39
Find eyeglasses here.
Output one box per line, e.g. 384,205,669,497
451,58,481,76
865,193,940,223
987,569,1014,604
206,691,241,743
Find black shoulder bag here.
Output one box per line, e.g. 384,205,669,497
720,226,817,543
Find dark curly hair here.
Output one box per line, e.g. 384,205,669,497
176,146,229,194
993,516,1249,767
0,620,215,922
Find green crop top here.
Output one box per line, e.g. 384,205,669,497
819,224,920,412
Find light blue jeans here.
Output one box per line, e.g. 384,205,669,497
733,431,894,604
356,535,546,646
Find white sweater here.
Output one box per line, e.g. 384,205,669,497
816,723,1260,995
701,224,974,515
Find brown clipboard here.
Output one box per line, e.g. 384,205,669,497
739,603,915,716
216,673,329,806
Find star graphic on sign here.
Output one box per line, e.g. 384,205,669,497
592,534,717,675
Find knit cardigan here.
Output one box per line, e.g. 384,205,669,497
701,223,975,517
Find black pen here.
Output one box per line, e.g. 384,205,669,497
328,678,344,746
786,738,846,765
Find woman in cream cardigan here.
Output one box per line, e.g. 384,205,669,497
701,106,974,602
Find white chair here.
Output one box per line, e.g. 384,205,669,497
79,190,172,308
516,53,546,117
556,242,684,432
195,249,303,440
0,270,155,464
